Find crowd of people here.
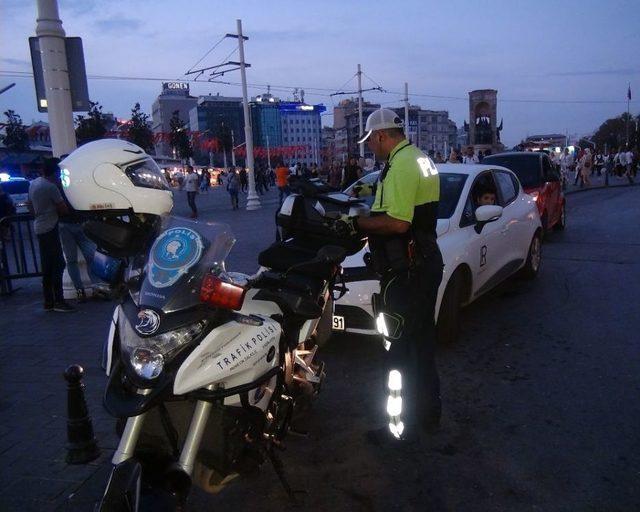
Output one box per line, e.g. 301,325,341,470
554,146,636,187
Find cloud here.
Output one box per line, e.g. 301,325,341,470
94,16,142,33
547,68,640,77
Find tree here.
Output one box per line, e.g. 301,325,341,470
1,110,30,152
169,110,193,162
592,112,639,151
75,101,107,145
125,103,154,152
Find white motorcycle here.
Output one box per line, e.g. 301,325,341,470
92,204,364,510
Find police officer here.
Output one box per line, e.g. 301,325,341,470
330,109,443,444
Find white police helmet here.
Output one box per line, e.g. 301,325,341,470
60,139,173,216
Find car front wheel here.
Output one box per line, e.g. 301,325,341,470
520,231,542,280
437,271,464,344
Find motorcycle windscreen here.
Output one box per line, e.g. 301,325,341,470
138,215,236,313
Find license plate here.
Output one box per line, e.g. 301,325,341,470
332,315,345,331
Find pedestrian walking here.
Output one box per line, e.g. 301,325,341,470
625,147,635,182
184,165,199,218
462,146,479,164
199,169,210,192
341,156,362,188
226,170,240,210
559,148,574,188
239,168,248,193
579,148,593,187
0,186,16,241
329,109,443,445
448,148,460,163
28,158,74,312
328,161,342,189
275,161,290,204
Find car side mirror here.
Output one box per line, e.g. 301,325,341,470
474,205,503,233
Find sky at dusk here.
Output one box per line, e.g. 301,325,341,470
1,0,639,146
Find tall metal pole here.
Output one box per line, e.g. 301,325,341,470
357,64,364,158
236,19,260,210
266,134,271,170
404,82,409,144
35,0,76,157
231,130,237,167
626,82,630,148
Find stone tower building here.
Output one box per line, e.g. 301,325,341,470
468,89,503,152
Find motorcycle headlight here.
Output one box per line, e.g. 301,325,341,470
118,315,208,379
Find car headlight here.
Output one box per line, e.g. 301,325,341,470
118,314,207,379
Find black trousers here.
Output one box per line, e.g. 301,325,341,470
380,251,443,434
187,192,198,215
37,224,66,306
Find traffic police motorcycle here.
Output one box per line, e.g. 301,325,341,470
60,140,368,510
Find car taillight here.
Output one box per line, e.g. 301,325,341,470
200,274,246,310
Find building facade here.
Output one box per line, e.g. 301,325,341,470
334,98,380,160
187,94,244,167
280,102,326,165
250,93,283,149
151,82,198,157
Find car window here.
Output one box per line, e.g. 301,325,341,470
494,171,517,205
438,173,467,219
344,172,380,206
511,174,520,195
461,172,497,227
1,180,30,195
483,154,543,188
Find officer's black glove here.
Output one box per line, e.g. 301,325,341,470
327,214,359,238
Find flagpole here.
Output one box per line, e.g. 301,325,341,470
626,83,631,148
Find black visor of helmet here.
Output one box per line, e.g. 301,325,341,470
124,158,171,191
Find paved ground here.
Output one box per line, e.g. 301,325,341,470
1,181,639,511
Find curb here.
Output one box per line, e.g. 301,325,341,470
564,182,638,196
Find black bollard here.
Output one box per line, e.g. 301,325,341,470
64,364,100,464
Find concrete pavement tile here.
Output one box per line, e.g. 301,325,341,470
0,476,82,502
0,497,60,512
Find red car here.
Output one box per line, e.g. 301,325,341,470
483,152,566,231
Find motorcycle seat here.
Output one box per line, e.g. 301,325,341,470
258,240,341,280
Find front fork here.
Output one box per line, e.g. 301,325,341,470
102,386,215,510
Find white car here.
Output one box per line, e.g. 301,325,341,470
333,164,543,343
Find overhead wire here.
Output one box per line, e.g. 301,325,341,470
0,69,635,105
185,35,227,74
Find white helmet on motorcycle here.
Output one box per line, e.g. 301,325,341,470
60,139,173,216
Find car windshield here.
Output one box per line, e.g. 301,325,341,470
483,155,542,188
133,216,236,314
1,180,30,195
344,171,467,219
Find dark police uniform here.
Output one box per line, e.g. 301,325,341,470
369,139,443,439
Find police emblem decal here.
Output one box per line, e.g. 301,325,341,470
135,309,161,335
148,227,204,289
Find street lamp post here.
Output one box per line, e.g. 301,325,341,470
235,19,260,210
35,0,76,157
